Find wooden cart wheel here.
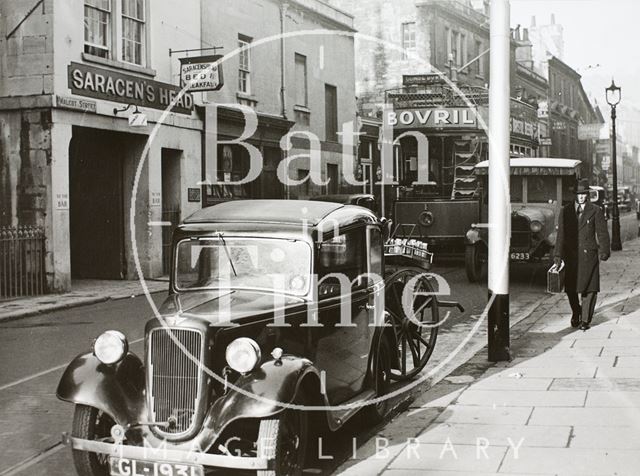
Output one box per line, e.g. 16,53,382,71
384,268,439,381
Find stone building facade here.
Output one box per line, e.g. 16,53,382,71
0,0,356,292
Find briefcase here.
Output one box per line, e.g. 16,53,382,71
547,260,565,293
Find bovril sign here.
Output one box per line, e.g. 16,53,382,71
67,62,193,114
385,107,479,129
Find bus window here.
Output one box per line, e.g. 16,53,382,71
527,176,556,203
510,176,523,202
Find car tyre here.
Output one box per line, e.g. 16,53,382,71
71,404,115,476
465,243,486,282
257,393,309,476
364,334,393,424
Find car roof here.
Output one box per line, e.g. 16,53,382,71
182,199,377,228
310,194,375,203
475,158,582,175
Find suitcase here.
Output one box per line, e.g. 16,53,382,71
547,260,565,293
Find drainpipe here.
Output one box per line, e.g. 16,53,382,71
280,3,288,119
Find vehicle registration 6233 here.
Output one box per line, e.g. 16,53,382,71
509,252,530,261
109,457,204,476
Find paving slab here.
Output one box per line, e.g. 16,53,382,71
585,390,640,407
549,378,640,391
528,407,636,427
595,366,640,378
416,422,570,448
455,390,586,407
434,406,533,426
387,443,507,473
469,377,553,391
570,425,640,449
488,366,597,379
499,446,640,475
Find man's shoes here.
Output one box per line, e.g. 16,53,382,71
579,322,591,331
571,317,580,328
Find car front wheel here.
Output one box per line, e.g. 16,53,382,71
71,404,115,476
257,394,309,476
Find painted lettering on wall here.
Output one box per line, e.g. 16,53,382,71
68,63,193,114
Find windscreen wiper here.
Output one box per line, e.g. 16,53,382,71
217,232,237,277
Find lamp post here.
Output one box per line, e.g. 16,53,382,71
605,79,622,251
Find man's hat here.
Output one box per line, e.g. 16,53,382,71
576,178,590,194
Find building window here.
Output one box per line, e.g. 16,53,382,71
238,35,252,94
449,30,461,67
325,84,338,142
402,22,416,59
294,53,308,107
475,40,484,75
460,33,467,68
84,0,112,58
121,0,145,65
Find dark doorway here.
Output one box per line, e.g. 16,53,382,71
69,127,125,279
161,149,182,275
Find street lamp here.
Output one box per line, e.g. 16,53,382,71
605,79,622,251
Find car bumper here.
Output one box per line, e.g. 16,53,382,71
61,433,271,470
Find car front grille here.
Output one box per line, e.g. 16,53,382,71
148,328,204,436
511,215,530,249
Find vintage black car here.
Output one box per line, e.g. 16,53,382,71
465,158,582,282
57,200,457,476
310,193,379,215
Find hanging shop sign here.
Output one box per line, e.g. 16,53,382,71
402,74,446,86
385,107,478,129
68,62,193,114
510,118,537,140
179,55,224,92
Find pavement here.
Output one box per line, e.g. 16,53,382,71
0,278,168,322
335,236,640,476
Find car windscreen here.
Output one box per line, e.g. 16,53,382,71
175,237,312,296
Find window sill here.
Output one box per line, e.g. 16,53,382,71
293,105,310,114
236,92,258,105
82,53,156,77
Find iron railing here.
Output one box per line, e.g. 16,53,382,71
0,226,46,299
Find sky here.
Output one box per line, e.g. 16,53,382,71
510,0,640,110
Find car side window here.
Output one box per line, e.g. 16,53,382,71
318,228,366,297
367,227,383,283
527,176,555,203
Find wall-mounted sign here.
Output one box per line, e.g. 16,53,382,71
150,191,161,207
386,107,478,129
56,95,97,113
510,118,538,140
540,137,552,146
187,188,201,202
578,123,604,141
596,140,610,155
55,193,69,210
402,74,446,86
180,55,224,92
552,121,566,131
537,100,548,118
68,62,193,114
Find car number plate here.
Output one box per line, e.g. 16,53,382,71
109,457,204,476
510,252,530,261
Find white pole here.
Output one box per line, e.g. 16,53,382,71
488,0,511,361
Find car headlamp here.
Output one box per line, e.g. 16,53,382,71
93,330,128,365
530,220,543,233
226,338,261,374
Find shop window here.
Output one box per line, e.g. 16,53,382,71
327,163,339,194
402,22,416,59
238,34,252,94
84,0,112,58
295,53,308,107
325,84,338,142
298,169,310,198
122,0,145,65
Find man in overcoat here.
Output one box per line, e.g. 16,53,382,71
554,179,610,330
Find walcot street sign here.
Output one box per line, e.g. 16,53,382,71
180,55,224,92
67,62,193,114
